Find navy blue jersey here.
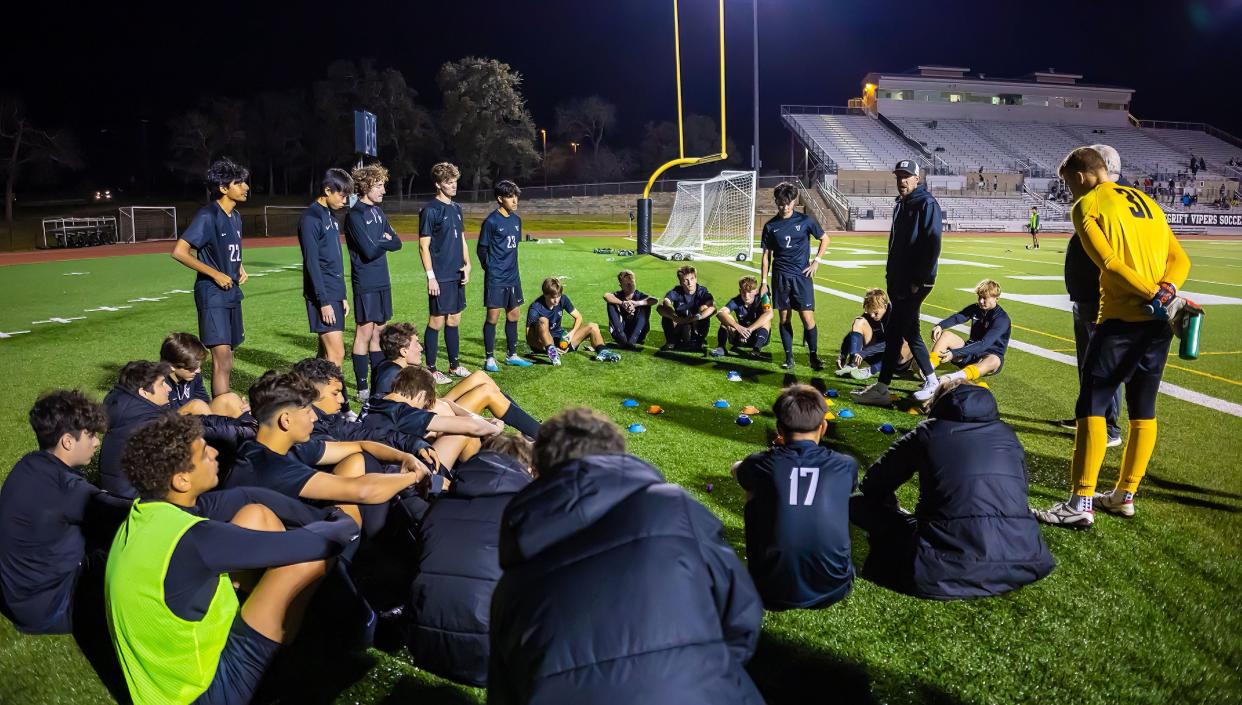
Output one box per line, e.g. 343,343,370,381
526,294,576,338
361,397,435,440
936,304,1012,360
0,451,130,634
345,201,402,293
223,441,319,500
181,202,244,308
419,198,466,282
612,289,651,304
735,440,856,610
371,360,402,397
663,284,714,318
299,201,347,304
761,211,824,277
725,295,765,327
166,373,210,411
477,209,521,284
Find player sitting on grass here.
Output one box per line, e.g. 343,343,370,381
603,270,658,349
488,407,764,702
712,276,773,358
922,278,1012,394
419,162,471,384
368,323,543,440
1033,146,1191,529
105,413,360,705
477,180,534,372
731,384,856,610
170,157,249,398
835,288,911,381
161,332,248,418
759,181,829,370
363,366,506,471
850,380,1055,599
526,277,618,365
0,391,130,635
657,265,716,352
406,433,534,687
344,162,403,404
300,168,353,374
221,371,432,535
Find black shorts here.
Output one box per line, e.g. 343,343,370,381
306,299,346,334
192,616,280,705
1075,319,1172,420
198,306,244,348
952,349,1004,374
483,280,524,311
771,274,815,311
352,288,393,325
429,281,466,316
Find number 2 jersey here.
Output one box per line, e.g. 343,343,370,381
180,202,243,309
1071,182,1190,323
734,439,856,610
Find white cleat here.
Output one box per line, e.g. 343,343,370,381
1032,501,1094,530
1093,490,1135,518
912,375,941,402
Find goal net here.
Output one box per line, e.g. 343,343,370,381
653,170,756,261
118,206,177,243
264,206,306,237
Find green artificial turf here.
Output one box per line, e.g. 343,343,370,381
0,234,1239,704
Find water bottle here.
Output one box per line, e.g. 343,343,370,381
1179,309,1202,360
760,292,771,312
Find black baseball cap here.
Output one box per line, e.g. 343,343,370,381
893,160,920,176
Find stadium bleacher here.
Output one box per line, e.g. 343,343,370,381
785,112,918,171
1146,127,1242,175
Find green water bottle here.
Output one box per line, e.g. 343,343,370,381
760,292,771,311
1179,309,1202,360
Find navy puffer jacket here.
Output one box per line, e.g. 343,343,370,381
406,451,532,686
488,454,763,705
859,384,1056,599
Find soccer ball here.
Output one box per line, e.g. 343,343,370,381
736,252,749,262
671,252,684,261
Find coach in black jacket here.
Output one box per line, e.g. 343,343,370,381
488,408,764,705
850,382,1055,599
854,159,943,406
407,442,533,686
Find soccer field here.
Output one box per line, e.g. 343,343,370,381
1,233,1240,704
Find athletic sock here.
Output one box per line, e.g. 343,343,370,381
805,325,818,355
505,320,519,357
963,364,981,381
1068,493,1093,513
842,331,863,360
445,326,460,368
351,354,370,392
929,351,942,367
424,327,440,369
499,392,541,438
941,370,966,384
368,350,386,372
483,321,497,359
1116,418,1158,494
779,321,794,358
1070,416,1109,497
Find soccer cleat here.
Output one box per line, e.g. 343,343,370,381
835,364,856,378
1093,490,1135,518
596,349,621,363
709,347,726,358
850,366,874,381
505,355,533,367
780,357,795,370
484,357,500,372
1032,501,1094,530
660,343,677,352
1106,435,1123,448
1058,418,1077,430
448,365,471,378
809,354,825,372
912,375,941,402
430,370,453,385
547,346,561,366
852,382,892,407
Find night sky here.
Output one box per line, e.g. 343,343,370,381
5,0,1240,188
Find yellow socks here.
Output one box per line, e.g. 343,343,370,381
963,364,981,381
1116,419,1158,494
929,351,942,367
1071,416,1108,497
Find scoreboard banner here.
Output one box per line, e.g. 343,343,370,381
354,110,378,157
1164,211,1242,227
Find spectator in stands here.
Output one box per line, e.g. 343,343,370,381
992,175,999,193
854,160,942,406
1168,178,1176,204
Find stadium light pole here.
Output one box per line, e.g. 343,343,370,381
540,128,547,189
752,0,760,174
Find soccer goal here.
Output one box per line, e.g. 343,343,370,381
118,206,177,243
264,206,306,237
652,170,756,261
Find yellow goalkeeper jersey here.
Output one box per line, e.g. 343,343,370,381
1071,182,1190,323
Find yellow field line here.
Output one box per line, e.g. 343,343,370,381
810,273,1242,387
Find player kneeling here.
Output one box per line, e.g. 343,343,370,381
711,276,772,358
923,279,1011,398
526,277,617,365
731,384,856,610
835,288,911,381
